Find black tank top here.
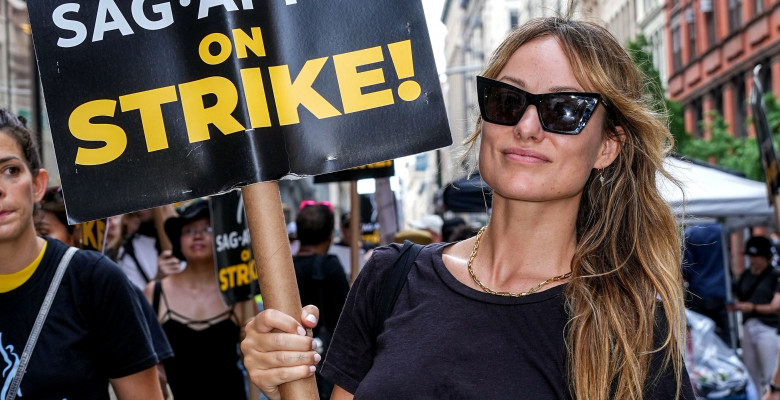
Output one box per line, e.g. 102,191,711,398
154,281,247,400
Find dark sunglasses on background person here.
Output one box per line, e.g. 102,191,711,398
476,76,607,135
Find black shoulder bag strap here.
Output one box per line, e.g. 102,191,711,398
372,241,424,338
6,246,78,400
121,233,151,284
152,279,163,314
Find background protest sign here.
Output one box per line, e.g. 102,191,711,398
313,160,395,183
28,0,452,223
751,64,780,205
79,218,107,252
209,191,260,305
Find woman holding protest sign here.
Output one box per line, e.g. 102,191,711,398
0,109,163,399
145,200,256,400
240,13,694,400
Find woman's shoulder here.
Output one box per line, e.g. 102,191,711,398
352,242,444,287
43,238,110,271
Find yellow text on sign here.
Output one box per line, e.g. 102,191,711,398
68,30,421,166
80,219,106,251
219,259,258,291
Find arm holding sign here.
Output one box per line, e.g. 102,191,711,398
154,206,181,278
244,11,694,400
153,205,177,253
242,306,348,400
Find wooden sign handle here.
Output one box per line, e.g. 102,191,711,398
241,181,320,400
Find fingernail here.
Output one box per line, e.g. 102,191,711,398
309,365,317,375
305,314,317,324
312,340,318,350
297,326,306,336
314,353,321,363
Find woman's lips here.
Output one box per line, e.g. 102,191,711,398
502,148,550,163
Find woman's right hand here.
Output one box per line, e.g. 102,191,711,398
241,305,321,400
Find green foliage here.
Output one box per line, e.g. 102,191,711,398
685,111,763,180
764,92,780,132
626,35,691,154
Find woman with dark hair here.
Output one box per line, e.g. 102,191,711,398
0,108,162,399
241,13,694,400
145,200,255,400
34,186,75,246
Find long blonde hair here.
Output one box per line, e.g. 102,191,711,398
463,17,686,400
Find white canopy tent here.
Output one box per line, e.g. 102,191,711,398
658,156,776,229
659,156,774,350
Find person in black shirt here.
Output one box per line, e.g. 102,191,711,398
146,200,254,400
293,202,350,399
34,184,174,399
733,236,780,397
241,13,695,400
0,108,162,399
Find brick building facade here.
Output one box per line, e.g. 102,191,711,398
666,0,780,139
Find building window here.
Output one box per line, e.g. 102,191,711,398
735,78,747,137
671,22,683,73
712,86,723,117
686,9,697,60
755,0,764,14
415,153,428,171
651,31,666,85
692,98,703,138
728,0,742,32
510,10,519,30
705,8,716,48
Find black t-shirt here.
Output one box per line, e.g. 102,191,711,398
293,254,350,338
132,284,174,362
320,243,695,399
735,266,780,328
0,238,159,399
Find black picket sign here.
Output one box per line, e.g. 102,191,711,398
28,0,451,222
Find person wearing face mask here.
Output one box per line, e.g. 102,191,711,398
240,11,695,400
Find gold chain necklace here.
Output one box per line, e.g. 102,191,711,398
467,227,572,297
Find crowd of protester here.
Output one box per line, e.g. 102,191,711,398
13,117,780,400
9,10,780,397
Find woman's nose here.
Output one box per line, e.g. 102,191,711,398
513,105,545,141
